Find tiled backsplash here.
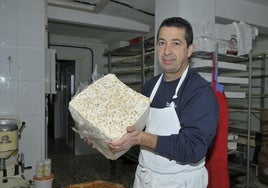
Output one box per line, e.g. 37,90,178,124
0,0,46,180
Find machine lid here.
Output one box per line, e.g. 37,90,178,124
0,119,18,131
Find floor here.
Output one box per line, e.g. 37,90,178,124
48,139,268,188
48,139,137,188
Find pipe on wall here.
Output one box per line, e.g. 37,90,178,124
49,44,94,82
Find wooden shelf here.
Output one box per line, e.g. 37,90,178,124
104,50,154,67
191,58,247,71
103,37,154,92
197,72,248,85
113,66,153,76
104,37,154,56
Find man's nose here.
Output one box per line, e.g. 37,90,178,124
164,43,172,55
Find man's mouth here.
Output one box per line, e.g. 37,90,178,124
163,57,174,64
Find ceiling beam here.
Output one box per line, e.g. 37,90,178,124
47,6,150,33
47,0,95,12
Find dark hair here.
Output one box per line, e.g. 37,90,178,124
157,17,193,47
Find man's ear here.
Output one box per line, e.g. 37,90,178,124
187,44,195,58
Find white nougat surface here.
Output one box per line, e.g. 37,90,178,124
69,74,150,160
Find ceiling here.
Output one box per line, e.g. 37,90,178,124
47,0,155,44
47,0,268,45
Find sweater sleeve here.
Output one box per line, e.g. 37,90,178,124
155,85,219,164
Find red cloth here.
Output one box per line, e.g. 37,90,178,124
206,88,230,188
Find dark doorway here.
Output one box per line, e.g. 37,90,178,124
48,60,76,152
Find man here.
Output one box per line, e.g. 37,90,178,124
108,17,219,188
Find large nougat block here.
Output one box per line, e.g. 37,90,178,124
69,74,150,160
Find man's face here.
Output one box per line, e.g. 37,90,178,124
157,26,194,80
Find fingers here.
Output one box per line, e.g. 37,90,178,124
108,125,141,152
83,138,94,147
108,141,125,152
126,125,136,133
109,134,128,151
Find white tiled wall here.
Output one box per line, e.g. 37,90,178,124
0,46,18,80
18,46,45,81
18,10,45,47
0,0,46,180
0,81,18,115
18,81,44,115
0,12,18,46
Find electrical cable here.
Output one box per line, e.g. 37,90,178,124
72,0,96,6
110,0,154,16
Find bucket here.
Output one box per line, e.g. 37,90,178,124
33,174,54,188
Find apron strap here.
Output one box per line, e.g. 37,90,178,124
149,74,163,101
150,66,189,101
172,66,189,100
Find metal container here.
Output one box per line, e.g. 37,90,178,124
0,118,18,159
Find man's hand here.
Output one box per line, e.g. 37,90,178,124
108,125,142,152
83,137,94,147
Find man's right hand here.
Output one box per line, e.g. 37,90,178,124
83,137,94,147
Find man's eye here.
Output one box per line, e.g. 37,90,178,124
158,41,165,46
173,42,180,47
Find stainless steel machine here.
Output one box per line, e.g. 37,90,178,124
0,117,30,188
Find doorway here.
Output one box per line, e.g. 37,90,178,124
48,60,76,152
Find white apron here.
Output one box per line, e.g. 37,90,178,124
133,66,208,188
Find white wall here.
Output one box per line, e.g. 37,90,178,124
0,0,46,179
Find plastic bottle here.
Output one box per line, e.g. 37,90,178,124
44,158,51,176
36,160,44,178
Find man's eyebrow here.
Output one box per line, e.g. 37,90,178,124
157,38,165,41
157,38,184,43
172,39,182,42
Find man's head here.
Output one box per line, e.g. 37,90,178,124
157,17,193,47
156,17,194,81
